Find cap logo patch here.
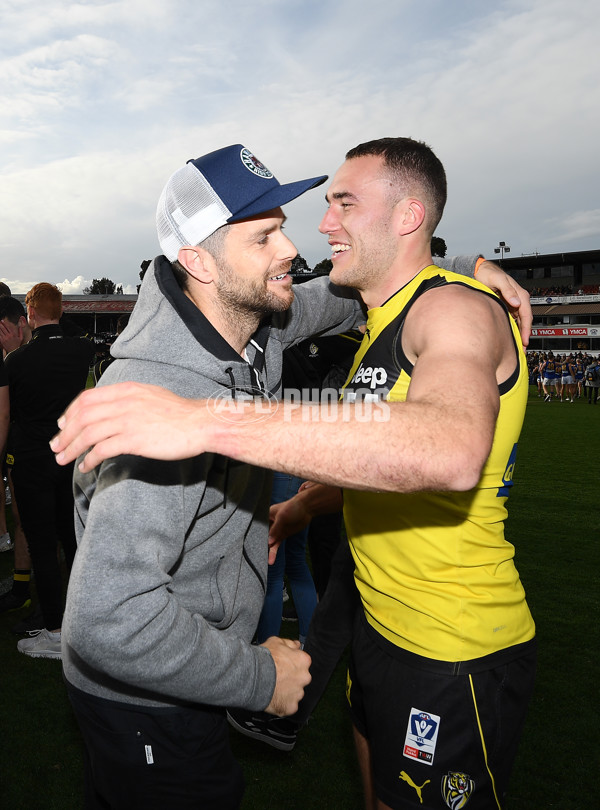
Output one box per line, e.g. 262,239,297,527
240,148,274,179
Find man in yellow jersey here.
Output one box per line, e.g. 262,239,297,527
319,140,535,810
265,140,535,810
52,139,534,810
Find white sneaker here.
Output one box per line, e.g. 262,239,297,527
17,628,62,660
0,532,13,552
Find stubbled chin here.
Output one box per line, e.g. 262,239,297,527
329,264,346,283
268,288,294,312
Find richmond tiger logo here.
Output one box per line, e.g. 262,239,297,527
441,771,475,808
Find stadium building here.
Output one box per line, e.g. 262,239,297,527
14,294,136,343
498,248,600,353
12,249,600,353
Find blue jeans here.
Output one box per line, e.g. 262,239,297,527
256,473,317,645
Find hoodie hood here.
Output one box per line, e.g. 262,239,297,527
109,255,270,399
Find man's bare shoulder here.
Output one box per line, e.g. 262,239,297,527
403,281,516,376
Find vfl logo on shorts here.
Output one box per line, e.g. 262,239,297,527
403,708,440,766
441,771,475,809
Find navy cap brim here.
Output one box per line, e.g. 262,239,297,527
227,175,327,223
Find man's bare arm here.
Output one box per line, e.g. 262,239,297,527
472,260,531,347
208,289,503,493
268,483,343,564
52,285,509,497
51,383,208,469
51,263,526,475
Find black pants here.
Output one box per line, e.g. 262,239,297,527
293,539,360,726
11,452,77,629
307,511,344,599
67,685,244,810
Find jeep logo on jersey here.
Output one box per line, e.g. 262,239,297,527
350,363,388,390
240,148,273,179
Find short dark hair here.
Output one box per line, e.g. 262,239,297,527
0,296,26,325
0,282,12,297
345,137,447,234
171,225,231,289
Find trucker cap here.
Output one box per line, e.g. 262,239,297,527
156,144,327,261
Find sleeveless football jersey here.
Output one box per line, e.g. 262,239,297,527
343,266,535,661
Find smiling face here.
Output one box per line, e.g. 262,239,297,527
318,155,400,297
212,207,297,316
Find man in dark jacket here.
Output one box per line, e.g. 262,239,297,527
5,283,95,659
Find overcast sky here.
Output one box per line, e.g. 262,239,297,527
1,0,598,295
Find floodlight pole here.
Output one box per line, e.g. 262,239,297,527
494,241,511,260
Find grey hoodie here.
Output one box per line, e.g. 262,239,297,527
61,256,363,711
62,253,480,712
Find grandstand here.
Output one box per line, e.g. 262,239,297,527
13,293,136,341
11,248,599,351
498,248,600,353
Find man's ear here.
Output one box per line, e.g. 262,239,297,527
395,198,426,236
176,246,217,285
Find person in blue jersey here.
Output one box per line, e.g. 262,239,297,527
541,351,558,401
575,355,585,398
560,355,577,402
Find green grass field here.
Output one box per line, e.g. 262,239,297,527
0,388,597,809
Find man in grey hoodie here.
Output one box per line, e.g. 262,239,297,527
56,144,531,809
62,145,347,808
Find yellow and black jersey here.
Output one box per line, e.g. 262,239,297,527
343,265,535,662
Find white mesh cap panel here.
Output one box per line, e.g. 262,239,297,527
156,163,232,261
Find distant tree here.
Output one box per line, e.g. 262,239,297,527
431,236,447,258
139,260,152,281
313,258,333,276
291,254,310,274
136,259,152,294
138,259,152,293
116,285,124,295
83,277,117,295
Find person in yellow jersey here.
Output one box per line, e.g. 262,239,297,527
52,138,534,810
269,139,535,810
